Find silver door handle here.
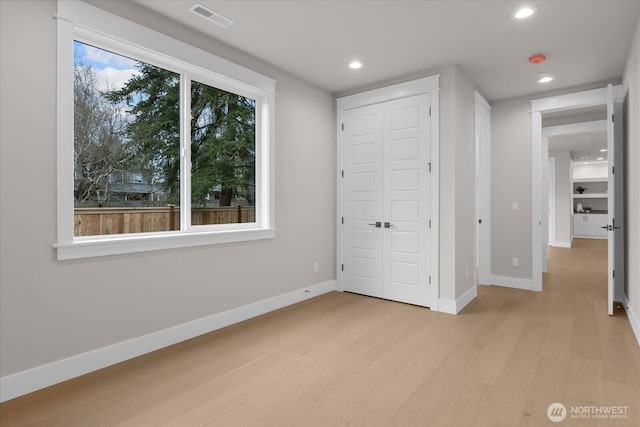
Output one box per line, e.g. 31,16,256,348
369,222,382,228
601,225,620,230
384,222,396,229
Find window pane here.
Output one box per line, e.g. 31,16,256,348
190,80,256,225
73,41,180,236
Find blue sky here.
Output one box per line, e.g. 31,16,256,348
74,41,140,92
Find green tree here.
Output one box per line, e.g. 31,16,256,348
191,81,255,206
105,64,181,203
106,64,256,207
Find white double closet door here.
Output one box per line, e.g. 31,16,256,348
342,94,432,307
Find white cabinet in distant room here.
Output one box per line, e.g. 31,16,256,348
587,214,608,238
574,214,588,236
573,214,607,239
572,161,608,214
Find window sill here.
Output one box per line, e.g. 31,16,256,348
54,228,276,261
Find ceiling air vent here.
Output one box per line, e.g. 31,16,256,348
189,3,234,28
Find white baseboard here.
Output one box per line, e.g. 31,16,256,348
553,241,572,248
489,275,535,291
623,295,640,347
438,285,478,315
0,280,337,403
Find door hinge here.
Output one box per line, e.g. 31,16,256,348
341,217,344,225
429,107,432,116
341,170,344,178
341,123,344,131
429,275,431,284
612,114,614,122
341,264,344,272
613,269,615,278
478,219,483,224
429,219,431,228
427,162,432,172
612,166,615,175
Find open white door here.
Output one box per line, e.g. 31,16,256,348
606,84,615,315
614,98,626,305
606,84,626,315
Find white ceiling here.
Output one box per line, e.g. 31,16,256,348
549,131,608,162
544,105,607,161
133,0,640,101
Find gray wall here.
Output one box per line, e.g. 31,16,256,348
0,0,336,377
550,151,572,246
490,98,533,279
623,18,640,334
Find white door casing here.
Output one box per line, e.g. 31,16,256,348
336,76,439,310
531,85,623,305
548,156,556,247
475,91,491,285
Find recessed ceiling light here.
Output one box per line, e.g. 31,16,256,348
538,74,553,83
597,157,604,160
349,61,362,70
600,148,608,152
514,7,536,19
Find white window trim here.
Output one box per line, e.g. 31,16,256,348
55,1,276,261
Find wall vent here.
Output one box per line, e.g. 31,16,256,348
189,3,234,28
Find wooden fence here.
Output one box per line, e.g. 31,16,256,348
74,205,255,236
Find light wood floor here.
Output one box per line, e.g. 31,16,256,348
1,239,639,426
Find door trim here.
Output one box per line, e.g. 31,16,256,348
336,76,440,311
530,85,623,294
548,156,556,247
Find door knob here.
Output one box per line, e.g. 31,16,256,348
384,222,396,229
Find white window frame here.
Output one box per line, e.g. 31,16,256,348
55,1,276,260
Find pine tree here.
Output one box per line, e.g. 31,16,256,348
105,64,256,207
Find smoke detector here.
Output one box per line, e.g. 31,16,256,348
189,3,234,28
529,53,547,64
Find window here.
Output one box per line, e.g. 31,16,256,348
56,1,275,260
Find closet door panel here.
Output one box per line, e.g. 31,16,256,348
383,94,431,306
342,105,383,298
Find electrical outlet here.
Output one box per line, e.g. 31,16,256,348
512,257,519,267
512,201,519,211
313,261,319,273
